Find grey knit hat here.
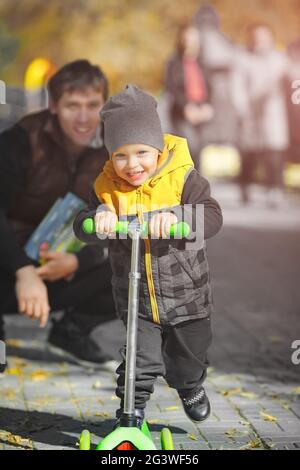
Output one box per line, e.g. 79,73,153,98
100,84,164,155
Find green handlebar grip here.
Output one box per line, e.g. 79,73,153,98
82,217,95,234
82,218,131,235
169,221,190,237
82,217,190,237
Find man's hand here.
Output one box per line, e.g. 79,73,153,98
35,251,79,282
149,212,178,238
15,265,50,327
94,211,118,235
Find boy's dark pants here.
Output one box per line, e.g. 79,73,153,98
116,316,212,410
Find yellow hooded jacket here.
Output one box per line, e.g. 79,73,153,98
94,134,204,324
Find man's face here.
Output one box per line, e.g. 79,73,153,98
50,87,105,148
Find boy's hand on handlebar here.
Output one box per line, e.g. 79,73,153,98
94,211,118,235
149,212,178,239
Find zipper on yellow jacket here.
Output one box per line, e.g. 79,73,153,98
136,187,160,324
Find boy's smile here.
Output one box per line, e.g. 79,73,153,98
112,144,160,186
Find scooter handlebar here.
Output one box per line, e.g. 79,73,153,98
82,218,190,237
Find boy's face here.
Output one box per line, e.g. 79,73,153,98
50,87,105,148
111,144,159,186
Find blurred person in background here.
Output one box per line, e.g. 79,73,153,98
232,23,289,206
193,4,240,148
164,22,213,172
0,60,117,372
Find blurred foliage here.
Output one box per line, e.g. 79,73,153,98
1,0,300,92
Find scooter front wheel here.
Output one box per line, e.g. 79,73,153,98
79,430,91,450
160,428,174,450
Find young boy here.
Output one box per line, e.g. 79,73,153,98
73,85,223,425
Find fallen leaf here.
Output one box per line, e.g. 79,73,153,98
292,387,300,395
3,388,16,400
188,434,198,441
260,411,278,423
239,420,251,427
5,367,23,377
239,392,258,400
225,428,237,438
29,396,57,407
219,387,243,397
240,438,262,450
5,339,24,348
94,411,111,418
29,370,52,381
165,406,179,411
0,431,33,449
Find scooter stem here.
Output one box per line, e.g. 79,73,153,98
123,223,142,416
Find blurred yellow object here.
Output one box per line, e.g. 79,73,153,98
284,163,300,188
201,145,241,178
24,58,56,90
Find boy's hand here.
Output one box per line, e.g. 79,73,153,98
94,211,118,235
36,251,79,282
149,212,178,238
15,265,50,328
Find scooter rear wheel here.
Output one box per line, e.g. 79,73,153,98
160,428,174,450
79,430,91,450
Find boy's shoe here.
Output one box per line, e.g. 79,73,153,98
114,408,145,429
180,386,210,422
47,316,118,372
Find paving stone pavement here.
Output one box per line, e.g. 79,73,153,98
0,183,299,450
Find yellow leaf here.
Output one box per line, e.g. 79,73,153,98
5,367,23,377
30,370,52,381
240,438,262,450
239,392,258,400
0,431,33,449
3,388,16,400
188,434,198,441
165,406,179,411
6,339,24,348
292,387,300,395
260,411,278,423
219,387,242,397
225,428,237,438
94,411,111,418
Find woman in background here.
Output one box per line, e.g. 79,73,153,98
165,23,213,172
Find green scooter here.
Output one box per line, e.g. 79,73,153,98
79,218,189,450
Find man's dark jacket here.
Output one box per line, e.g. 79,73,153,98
0,109,108,274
